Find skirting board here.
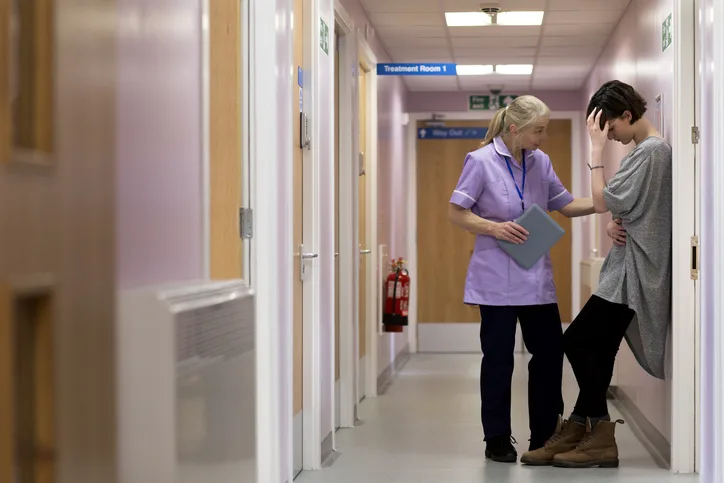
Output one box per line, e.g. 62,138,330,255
320,430,335,467
607,386,670,469
335,378,341,430
293,412,303,478
358,355,367,402
377,344,411,395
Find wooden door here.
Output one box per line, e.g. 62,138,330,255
416,119,573,325
209,0,243,280
357,64,367,373
292,0,305,471
416,120,483,325
1,288,55,483
542,120,573,322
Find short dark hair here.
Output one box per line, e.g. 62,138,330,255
586,80,647,129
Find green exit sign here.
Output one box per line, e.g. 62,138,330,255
662,13,672,52
469,94,518,111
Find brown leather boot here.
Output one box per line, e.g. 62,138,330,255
552,418,625,468
520,416,586,466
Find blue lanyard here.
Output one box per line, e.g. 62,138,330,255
503,153,526,211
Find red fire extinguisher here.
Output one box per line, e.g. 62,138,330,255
383,258,410,333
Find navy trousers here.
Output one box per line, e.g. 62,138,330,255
478,304,564,449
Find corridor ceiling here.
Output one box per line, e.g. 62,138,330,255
359,0,632,91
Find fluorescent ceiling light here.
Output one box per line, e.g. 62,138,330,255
496,11,544,26
456,64,494,75
445,12,491,27
445,10,544,27
495,64,534,75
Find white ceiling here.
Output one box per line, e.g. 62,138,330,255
359,0,632,91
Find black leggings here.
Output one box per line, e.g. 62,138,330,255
564,295,635,418
479,304,564,448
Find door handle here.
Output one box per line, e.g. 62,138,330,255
360,249,371,255
299,244,318,281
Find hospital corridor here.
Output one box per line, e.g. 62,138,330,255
1,0,723,482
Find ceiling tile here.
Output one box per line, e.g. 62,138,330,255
451,36,540,48
542,23,615,36
547,0,630,11
386,47,452,59
386,37,455,49
544,10,624,24
448,25,542,38
360,0,441,13
533,64,592,77
456,56,536,65
535,56,596,67
538,45,602,57
368,13,445,27
540,35,606,48
453,47,537,58
376,26,448,38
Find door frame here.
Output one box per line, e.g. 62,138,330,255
300,0,323,471
333,0,357,430
248,0,289,481
701,0,724,479
697,0,724,480
357,38,380,400
671,0,698,473
405,110,584,353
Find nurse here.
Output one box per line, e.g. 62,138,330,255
448,95,595,463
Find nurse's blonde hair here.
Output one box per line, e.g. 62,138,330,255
481,95,551,148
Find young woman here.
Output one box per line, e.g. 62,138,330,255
448,95,595,463
521,80,672,468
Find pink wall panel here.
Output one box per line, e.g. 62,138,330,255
116,0,204,289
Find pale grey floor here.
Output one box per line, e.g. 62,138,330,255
296,354,699,483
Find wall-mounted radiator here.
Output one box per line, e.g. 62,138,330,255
118,280,256,483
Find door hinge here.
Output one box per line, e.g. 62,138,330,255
300,112,311,150
239,208,253,239
691,235,699,280
692,126,700,144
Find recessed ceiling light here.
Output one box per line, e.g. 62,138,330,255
495,64,534,75
445,12,491,27
445,11,544,27
496,11,544,26
456,64,494,75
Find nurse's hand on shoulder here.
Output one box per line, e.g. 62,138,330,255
492,221,529,244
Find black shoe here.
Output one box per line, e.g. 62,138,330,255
485,435,518,463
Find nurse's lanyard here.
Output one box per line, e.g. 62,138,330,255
503,152,526,211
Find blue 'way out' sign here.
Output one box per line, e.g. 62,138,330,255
418,127,488,140
377,63,457,76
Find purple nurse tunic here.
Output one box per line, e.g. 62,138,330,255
449,136,574,307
